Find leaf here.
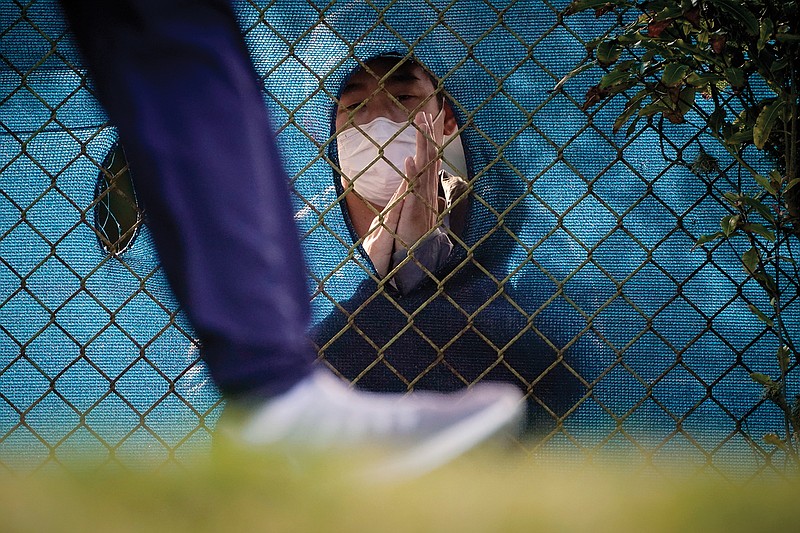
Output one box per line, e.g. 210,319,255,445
750,372,774,387
582,85,610,110
758,18,774,51
747,304,774,326
711,34,727,54
652,5,683,21
740,196,775,224
617,32,643,45
684,6,701,28
639,98,672,117
552,61,596,94
777,346,790,375
625,115,642,136
600,61,631,88
723,67,746,89
691,147,718,175
753,100,786,150
595,4,616,17
741,247,760,275
753,173,777,196
721,214,739,236
695,28,710,48
596,39,622,66
675,87,696,115
693,231,724,248
725,129,753,146
742,223,776,242
708,108,726,133
752,271,778,297
564,0,622,16
648,19,672,38
723,191,740,205
641,49,658,62
607,81,637,96
614,98,644,134
661,63,690,87
599,67,632,88
775,33,800,43
763,433,786,450
772,56,790,73
713,0,759,36
687,73,724,88
784,178,800,193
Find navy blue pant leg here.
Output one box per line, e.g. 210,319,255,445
59,0,314,397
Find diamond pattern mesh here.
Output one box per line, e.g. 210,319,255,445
1,0,797,478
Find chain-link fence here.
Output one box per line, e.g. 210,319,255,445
2,0,798,478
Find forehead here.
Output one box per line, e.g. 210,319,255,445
341,59,435,94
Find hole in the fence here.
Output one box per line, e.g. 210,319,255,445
332,55,470,294
95,144,141,254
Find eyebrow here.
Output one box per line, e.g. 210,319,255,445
341,69,428,95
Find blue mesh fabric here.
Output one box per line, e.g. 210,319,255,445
239,0,796,470
0,4,220,468
1,0,797,474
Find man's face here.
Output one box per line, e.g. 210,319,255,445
335,58,441,133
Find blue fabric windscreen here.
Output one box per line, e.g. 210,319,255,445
1,0,795,475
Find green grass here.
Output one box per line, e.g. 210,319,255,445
2,446,799,533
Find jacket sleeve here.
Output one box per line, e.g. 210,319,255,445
389,227,453,295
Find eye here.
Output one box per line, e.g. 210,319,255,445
337,101,363,114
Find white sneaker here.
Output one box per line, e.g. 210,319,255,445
219,370,525,479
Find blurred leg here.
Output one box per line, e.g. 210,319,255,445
59,0,313,397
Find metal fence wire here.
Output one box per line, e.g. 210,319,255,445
1,0,798,478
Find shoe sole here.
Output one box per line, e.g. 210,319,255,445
363,392,525,482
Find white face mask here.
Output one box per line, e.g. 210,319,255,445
337,116,417,206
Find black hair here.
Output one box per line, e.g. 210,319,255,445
341,53,443,110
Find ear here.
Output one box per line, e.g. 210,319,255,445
443,100,458,136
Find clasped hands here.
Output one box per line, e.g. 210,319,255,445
362,111,444,278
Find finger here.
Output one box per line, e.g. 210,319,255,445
411,114,438,216
424,113,437,169
424,113,438,200
385,195,404,227
432,105,445,143
388,168,410,208
405,155,417,186
410,113,433,205
409,147,432,196
414,112,428,169
414,113,433,178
